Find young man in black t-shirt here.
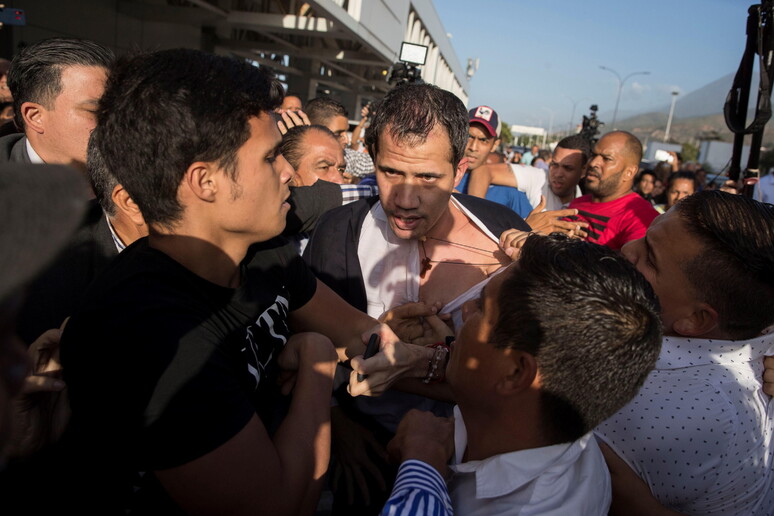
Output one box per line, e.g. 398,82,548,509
59,49,427,514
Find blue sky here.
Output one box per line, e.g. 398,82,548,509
434,0,748,130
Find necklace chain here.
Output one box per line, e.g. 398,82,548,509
419,237,501,278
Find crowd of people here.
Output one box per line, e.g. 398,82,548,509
0,37,773,516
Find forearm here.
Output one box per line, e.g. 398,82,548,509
274,349,336,513
382,460,453,516
392,374,454,402
467,167,492,198
350,121,366,150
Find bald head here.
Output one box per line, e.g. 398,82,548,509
604,131,642,165
586,131,643,202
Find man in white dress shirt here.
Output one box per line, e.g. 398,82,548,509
382,234,663,515
596,190,774,515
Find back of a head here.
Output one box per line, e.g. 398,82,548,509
675,190,774,339
364,83,468,166
8,37,114,130
556,134,593,165
96,49,283,228
86,131,116,217
493,234,662,443
304,97,348,126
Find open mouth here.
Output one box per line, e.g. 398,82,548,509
392,215,422,230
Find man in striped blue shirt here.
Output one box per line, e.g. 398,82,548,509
382,234,662,515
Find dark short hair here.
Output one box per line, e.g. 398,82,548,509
8,38,114,130
280,124,337,171
305,97,348,126
86,131,116,216
492,234,662,443
364,83,468,166
95,49,283,228
284,91,302,101
675,190,774,339
555,134,593,166
666,171,697,191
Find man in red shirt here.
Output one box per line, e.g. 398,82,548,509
568,131,658,250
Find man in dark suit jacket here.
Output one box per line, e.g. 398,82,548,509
304,83,529,514
0,38,114,170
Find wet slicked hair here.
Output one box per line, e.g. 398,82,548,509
95,49,283,228
675,190,774,339
364,83,468,166
493,234,662,443
8,37,114,130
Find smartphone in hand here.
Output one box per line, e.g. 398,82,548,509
357,333,380,382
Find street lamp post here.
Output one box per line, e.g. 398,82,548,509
541,107,554,147
599,66,650,130
664,90,679,142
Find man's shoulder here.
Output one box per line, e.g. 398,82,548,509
618,192,659,223
597,363,745,456
0,133,27,163
453,192,530,231
308,197,375,242
509,162,546,180
568,193,593,208
78,239,208,313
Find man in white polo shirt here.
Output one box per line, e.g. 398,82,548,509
467,133,590,211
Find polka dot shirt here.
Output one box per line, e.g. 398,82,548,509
596,333,774,515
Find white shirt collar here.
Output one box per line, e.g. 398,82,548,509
25,138,45,164
105,215,126,253
357,197,499,322
450,406,594,499
655,331,774,370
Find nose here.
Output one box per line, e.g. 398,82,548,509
276,154,294,185
392,183,420,210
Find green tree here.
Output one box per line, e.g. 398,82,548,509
500,122,513,146
681,141,699,162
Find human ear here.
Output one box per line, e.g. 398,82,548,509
624,163,638,181
111,184,146,227
183,161,219,202
20,102,45,134
672,303,719,337
453,157,470,187
497,350,537,396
